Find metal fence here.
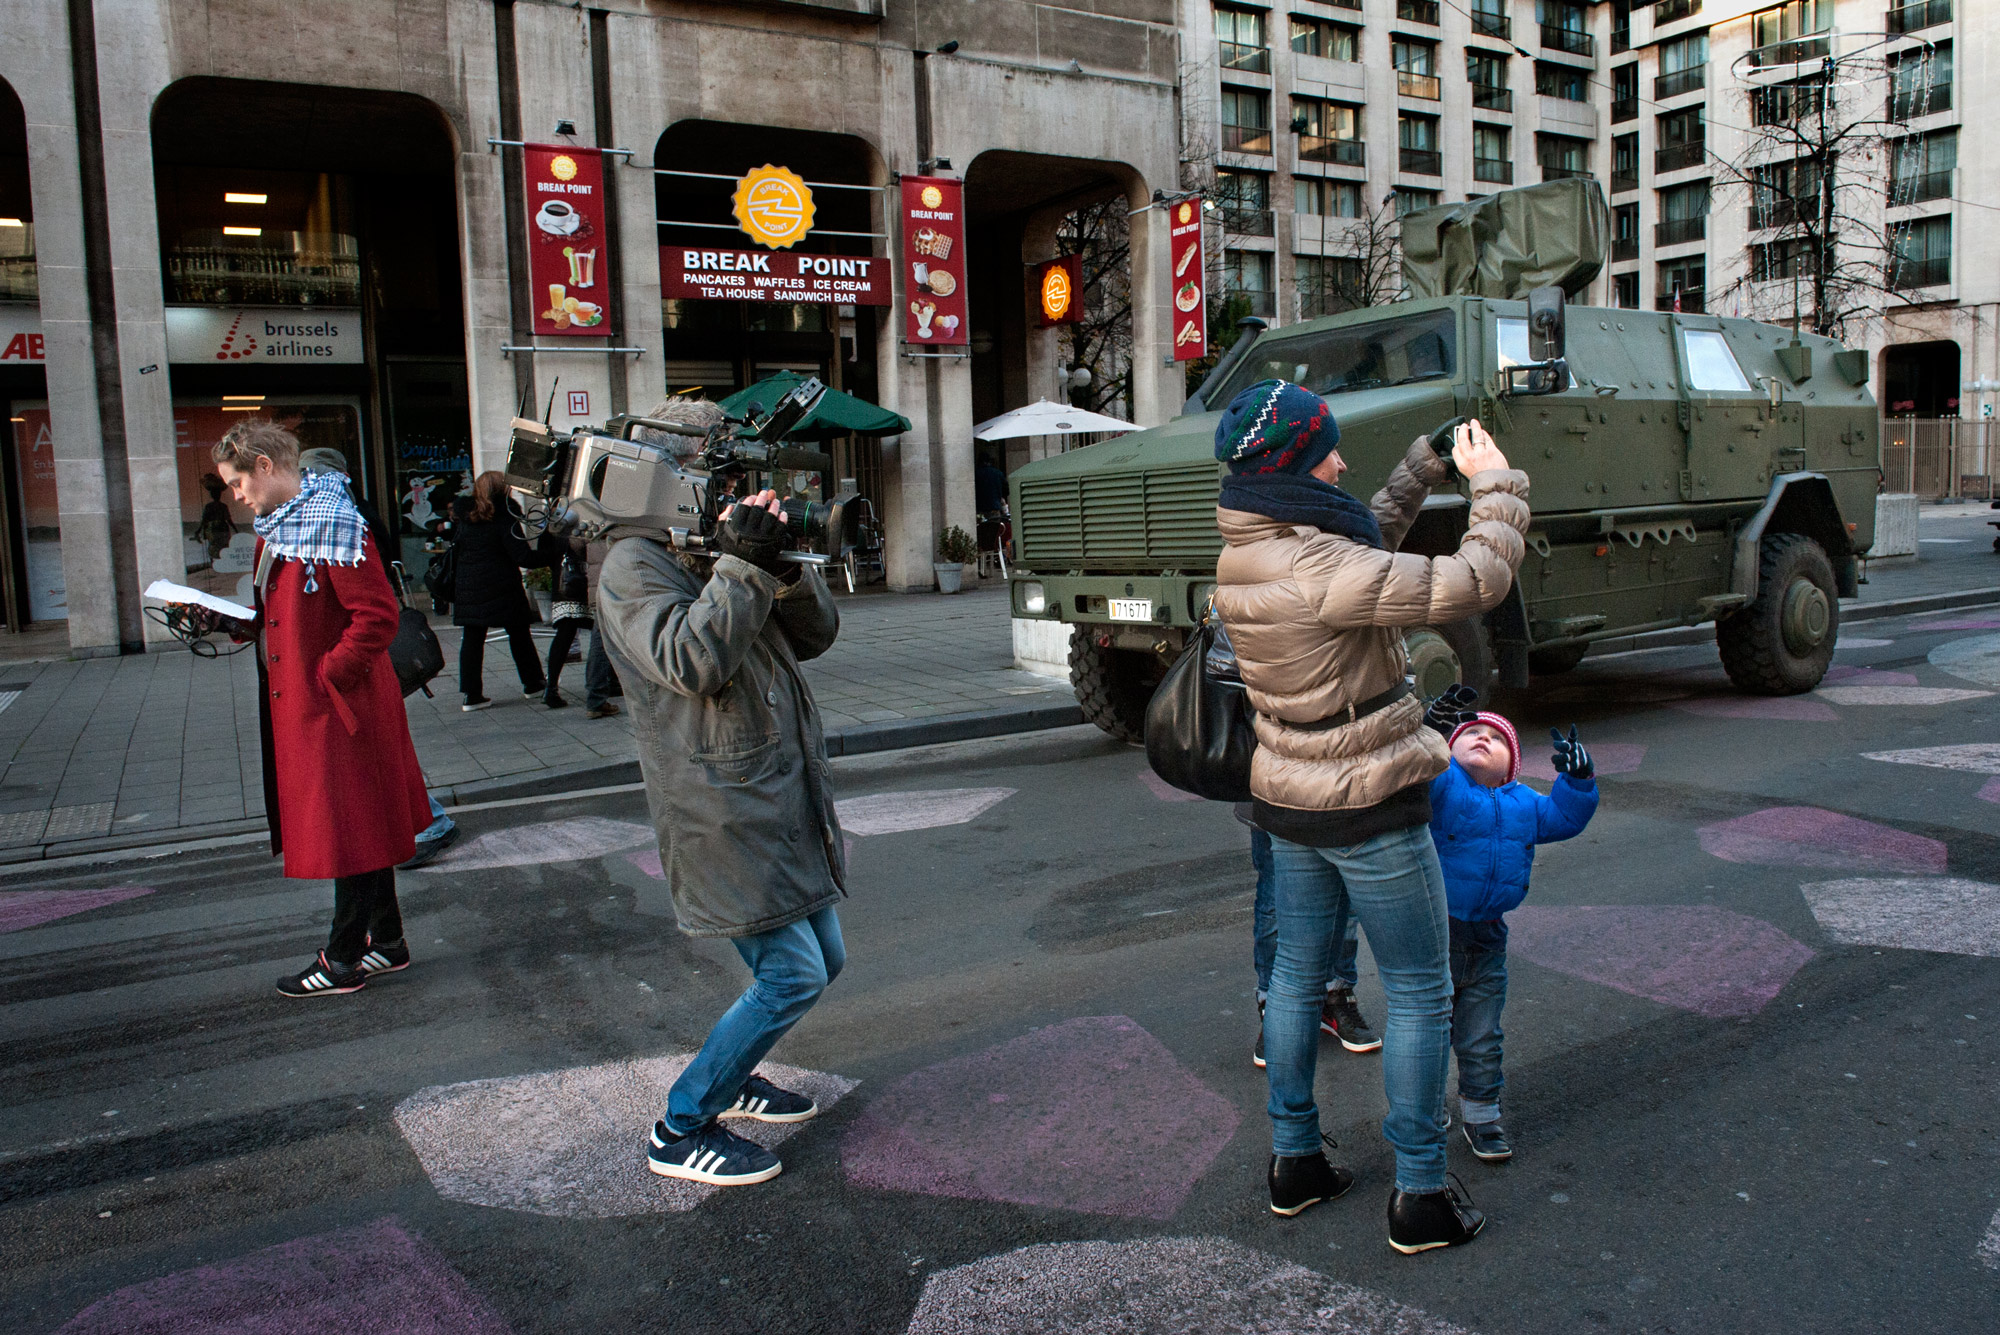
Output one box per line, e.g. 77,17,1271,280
1880,418,2000,500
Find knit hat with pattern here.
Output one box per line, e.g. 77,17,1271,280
1213,379,1341,477
1448,711,1521,785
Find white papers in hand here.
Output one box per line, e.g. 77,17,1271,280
144,579,257,622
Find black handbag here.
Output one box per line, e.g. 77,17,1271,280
1144,603,1257,802
387,562,446,698
423,544,456,606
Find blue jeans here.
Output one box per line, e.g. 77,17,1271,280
1252,827,1358,997
420,793,454,841
586,629,619,709
1449,917,1509,1124
1266,826,1453,1192
663,906,845,1135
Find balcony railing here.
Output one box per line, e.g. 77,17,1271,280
1656,141,1705,172
1470,10,1511,39
1324,0,1361,9
1474,158,1514,184
1221,207,1275,237
1655,67,1705,99
1887,0,1951,33
1654,0,1702,22
1612,25,1629,54
1889,85,1952,121
1750,36,1831,67
1753,83,1827,125
1613,235,1640,261
1397,0,1440,24
1611,171,1639,194
1541,25,1595,57
1222,123,1273,154
1891,168,1953,205
1893,255,1950,289
1227,288,1278,317
1541,163,1590,181
1400,147,1443,175
1472,85,1514,112
1299,135,1366,166
1749,198,1809,230
1655,216,1706,246
1655,287,1705,311
1397,69,1442,99
1612,95,1638,122
1219,41,1271,74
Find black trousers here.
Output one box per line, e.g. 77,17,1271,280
329,867,402,965
460,623,545,700
545,622,620,707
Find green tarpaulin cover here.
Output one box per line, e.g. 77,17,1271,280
717,371,912,441
1400,179,1610,301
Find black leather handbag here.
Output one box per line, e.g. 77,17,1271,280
422,544,456,606
1144,604,1256,802
387,562,447,699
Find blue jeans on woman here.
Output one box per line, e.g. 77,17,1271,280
1252,826,1359,997
662,906,845,1135
1449,916,1509,1125
1266,825,1454,1193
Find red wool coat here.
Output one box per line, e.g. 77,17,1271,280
253,533,431,878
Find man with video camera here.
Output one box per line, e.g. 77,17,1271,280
597,427,847,1188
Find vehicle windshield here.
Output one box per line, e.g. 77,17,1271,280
1214,309,1456,404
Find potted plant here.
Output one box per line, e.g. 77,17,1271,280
934,525,977,594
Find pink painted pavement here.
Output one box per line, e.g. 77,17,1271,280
1518,742,1646,783
1674,696,1839,721
1697,806,1947,874
0,886,152,934
1507,905,1814,1018
843,1015,1239,1220
1979,777,2000,805
57,1217,512,1335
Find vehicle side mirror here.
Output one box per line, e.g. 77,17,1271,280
1526,285,1566,362
1503,359,1569,397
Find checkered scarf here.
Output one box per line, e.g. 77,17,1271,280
253,469,369,593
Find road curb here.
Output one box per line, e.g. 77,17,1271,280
1585,585,2000,658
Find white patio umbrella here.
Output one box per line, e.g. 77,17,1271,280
973,398,1136,441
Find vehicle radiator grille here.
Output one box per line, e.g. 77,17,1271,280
1017,465,1222,566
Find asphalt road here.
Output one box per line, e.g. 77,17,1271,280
6,608,2000,1334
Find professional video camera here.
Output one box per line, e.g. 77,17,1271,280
503,376,852,566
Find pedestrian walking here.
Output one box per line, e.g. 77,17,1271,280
1425,706,1598,1164
211,419,432,998
444,470,549,711
1246,817,1378,1069
599,462,846,1189
542,534,621,716
579,538,622,719
1211,379,1530,1253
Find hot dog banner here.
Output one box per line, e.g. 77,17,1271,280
524,144,612,338
1035,254,1084,327
1168,197,1206,362
900,176,968,345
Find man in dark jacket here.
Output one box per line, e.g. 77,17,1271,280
598,486,846,1188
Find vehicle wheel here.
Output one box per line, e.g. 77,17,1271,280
1405,616,1494,706
1528,643,1590,676
1069,628,1166,743
1716,533,1839,694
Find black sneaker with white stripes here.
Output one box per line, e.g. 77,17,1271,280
357,938,410,977
646,1119,781,1186
719,1073,818,1124
276,951,366,998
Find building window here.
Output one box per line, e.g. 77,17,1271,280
1468,52,1512,111
1613,201,1639,260
1296,254,1365,318
1888,44,1952,121
1471,0,1511,41
1656,31,1708,98
1474,124,1512,184
1221,87,1273,154
1217,170,1274,236
1655,0,1702,22
1612,133,1639,192
1752,77,1827,126
1891,215,1951,289
1655,107,1704,172
1394,188,1440,217
1398,0,1442,25
1613,271,1640,308
1399,115,1442,176
1223,248,1276,317
1750,0,1829,67
1535,62,1588,102
1538,1,1594,56
1294,98,1365,165
1887,0,1951,36
1751,235,1825,282
1296,176,1363,217
1216,6,1271,73
1611,0,1631,52
1612,63,1638,121
1656,179,1709,246
157,167,362,307
1657,256,1704,310
1393,39,1442,99
1749,157,1823,230
1291,15,1360,61
1537,133,1589,181
1891,130,1956,206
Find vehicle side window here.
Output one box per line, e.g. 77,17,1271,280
1681,329,1752,392
1496,316,1577,386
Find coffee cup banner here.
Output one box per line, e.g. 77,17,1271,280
524,144,613,338
900,176,968,345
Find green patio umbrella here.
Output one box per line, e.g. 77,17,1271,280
716,371,911,442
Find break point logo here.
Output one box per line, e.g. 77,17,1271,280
733,164,817,250
1040,265,1072,321
920,184,944,210
550,155,579,182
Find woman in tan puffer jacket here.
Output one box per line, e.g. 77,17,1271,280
1211,378,1529,1253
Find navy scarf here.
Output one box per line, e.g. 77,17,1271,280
1219,473,1384,549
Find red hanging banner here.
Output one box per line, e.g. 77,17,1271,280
1034,255,1084,327
1168,197,1206,362
523,144,612,338
900,176,968,345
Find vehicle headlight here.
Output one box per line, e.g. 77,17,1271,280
1018,581,1047,615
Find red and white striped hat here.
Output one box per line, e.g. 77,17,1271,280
1448,712,1520,785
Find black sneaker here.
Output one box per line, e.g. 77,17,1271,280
398,824,459,870
462,696,492,713
1462,1120,1512,1162
1322,988,1382,1053
276,951,366,998
357,937,410,977
718,1074,818,1124
543,692,569,709
1253,997,1267,1069
1269,1139,1355,1217
1387,1175,1486,1254
646,1119,781,1185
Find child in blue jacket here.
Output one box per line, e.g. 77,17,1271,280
1427,705,1598,1164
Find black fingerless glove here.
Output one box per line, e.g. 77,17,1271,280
1550,724,1594,781
1422,683,1480,735
715,503,788,574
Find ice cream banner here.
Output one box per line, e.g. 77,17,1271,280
900,176,968,345
524,144,612,338
1035,255,1084,327
1168,198,1206,362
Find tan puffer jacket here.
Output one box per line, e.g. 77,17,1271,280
1214,437,1531,814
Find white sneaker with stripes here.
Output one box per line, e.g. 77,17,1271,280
718,1073,819,1124
275,951,366,998
647,1120,781,1185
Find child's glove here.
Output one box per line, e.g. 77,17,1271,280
1423,683,1480,735
1550,725,1593,781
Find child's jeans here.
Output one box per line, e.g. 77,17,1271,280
1449,916,1509,1125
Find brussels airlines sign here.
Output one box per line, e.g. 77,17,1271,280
660,247,889,305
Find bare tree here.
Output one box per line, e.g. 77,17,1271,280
1296,196,1404,319
1054,197,1134,420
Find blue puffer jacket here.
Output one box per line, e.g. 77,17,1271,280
1429,760,1598,922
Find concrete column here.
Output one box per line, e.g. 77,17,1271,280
457,4,525,470
1128,187,1182,427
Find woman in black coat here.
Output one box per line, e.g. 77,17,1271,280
445,471,548,711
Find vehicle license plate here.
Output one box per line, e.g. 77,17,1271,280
1109,598,1153,622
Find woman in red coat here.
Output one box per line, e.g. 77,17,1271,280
214,420,433,998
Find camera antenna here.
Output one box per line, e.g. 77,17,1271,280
543,376,561,428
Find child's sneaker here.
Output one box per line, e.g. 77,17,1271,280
1461,1120,1512,1162
1322,988,1382,1053
646,1119,781,1185
718,1074,818,1123
276,951,365,998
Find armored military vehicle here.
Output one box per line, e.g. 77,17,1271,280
1007,180,1880,740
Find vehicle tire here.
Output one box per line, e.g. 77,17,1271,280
1069,628,1166,743
1528,643,1590,676
1716,533,1839,694
1405,616,1495,706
